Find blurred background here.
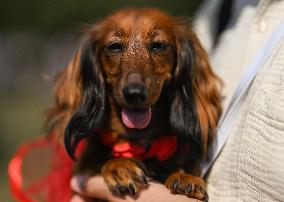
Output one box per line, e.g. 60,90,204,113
0,1,202,201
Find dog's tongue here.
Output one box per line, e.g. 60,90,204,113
121,108,151,129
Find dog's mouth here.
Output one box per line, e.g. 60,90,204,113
121,107,151,129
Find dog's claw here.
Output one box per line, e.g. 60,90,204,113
199,186,205,194
172,180,179,190
128,183,136,195
199,186,208,202
141,175,147,184
185,183,192,193
115,184,124,195
203,192,209,202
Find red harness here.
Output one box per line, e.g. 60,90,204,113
101,133,177,161
101,132,177,161
112,136,177,161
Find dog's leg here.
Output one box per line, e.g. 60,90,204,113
101,158,149,196
165,172,208,202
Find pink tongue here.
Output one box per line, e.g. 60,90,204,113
121,108,151,129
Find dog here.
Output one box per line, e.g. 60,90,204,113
46,8,222,201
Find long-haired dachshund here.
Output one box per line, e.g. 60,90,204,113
46,8,222,201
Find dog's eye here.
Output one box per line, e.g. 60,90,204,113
106,43,123,53
149,42,168,52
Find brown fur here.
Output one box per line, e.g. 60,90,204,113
46,8,222,201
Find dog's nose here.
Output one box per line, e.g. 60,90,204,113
123,84,147,105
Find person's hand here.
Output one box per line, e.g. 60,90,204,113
70,175,201,202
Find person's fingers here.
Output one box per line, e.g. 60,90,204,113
70,175,108,196
71,175,123,201
70,194,97,202
70,175,200,202
70,176,84,194
70,195,85,202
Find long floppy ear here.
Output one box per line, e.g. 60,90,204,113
45,51,83,141
170,20,222,162
65,38,106,159
190,31,222,153
46,30,106,159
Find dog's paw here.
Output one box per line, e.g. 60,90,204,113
165,172,208,202
101,158,148,196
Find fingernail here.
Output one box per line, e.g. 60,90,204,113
70,176,83,194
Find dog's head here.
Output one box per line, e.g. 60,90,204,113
46,8,222,160
98,9,177,130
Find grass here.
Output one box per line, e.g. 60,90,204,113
0,83,52,201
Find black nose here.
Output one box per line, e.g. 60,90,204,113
123,84,147,106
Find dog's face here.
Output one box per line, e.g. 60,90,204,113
47,8,222,160
98,10,176,129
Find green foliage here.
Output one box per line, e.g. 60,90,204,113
0,0,201,32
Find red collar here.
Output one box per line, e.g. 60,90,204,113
101,132,177,161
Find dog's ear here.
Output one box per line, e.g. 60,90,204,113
46,27,106,159
170,21,222,161
189,32,222,154
45,51,83,141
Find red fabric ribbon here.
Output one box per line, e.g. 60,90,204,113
8,132,178,202
8,138,74,202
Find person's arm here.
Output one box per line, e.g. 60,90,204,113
70,175,200,202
